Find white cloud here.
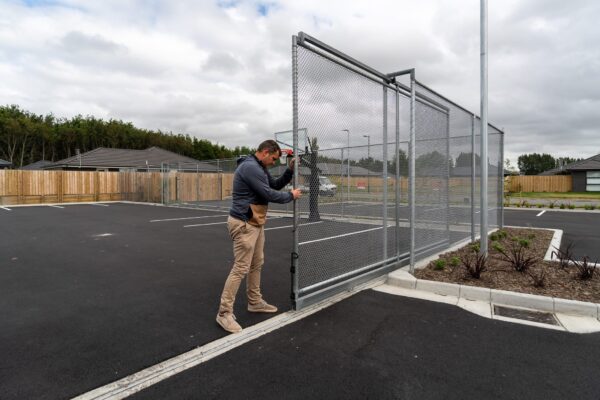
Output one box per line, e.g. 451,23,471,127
0,0,599,165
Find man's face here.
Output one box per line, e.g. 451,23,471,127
261,150,280,167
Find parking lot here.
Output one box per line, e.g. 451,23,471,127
1,203,599,399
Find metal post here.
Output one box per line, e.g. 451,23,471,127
340,148,345,217
291,35,299,309
471,114,476,242
480,0,489,257
382,87,388,266
500,131,505,229
446,111,450,240
395,88,400,262
341,129,350,203
409,71,416,273
196,163,200,205
363,134,370,193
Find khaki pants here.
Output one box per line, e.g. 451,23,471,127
218,216,265,316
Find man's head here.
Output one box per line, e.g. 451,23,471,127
255,139,281,167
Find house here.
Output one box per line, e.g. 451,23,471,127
539,153,600,192
43,147,219,172
21,160,56,170
0,158,11,169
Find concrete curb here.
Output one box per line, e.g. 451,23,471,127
387,269,600,320
387,227,600,320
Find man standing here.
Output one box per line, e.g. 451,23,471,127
217,140,301,333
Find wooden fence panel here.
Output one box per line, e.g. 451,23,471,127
507,175,572,193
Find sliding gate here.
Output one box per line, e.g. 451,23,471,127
291,32,503,310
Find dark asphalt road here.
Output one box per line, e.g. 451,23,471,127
504,209,600,261
131,290,600,400
2,204,599,399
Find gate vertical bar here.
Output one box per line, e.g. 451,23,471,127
291,35,299,309
445,111,450,240
480,0,489,255
395,88,400,262
382,87,388,266
500,132,504,229
409,71,416,273
471,114,476,242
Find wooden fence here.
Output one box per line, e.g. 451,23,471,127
505,175,572,193
2,170,570,206
0,170,234,205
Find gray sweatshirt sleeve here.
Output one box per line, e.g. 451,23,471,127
242,162,293,204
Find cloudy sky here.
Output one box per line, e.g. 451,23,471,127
1,0,599,166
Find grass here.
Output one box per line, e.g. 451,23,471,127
506,192,600,200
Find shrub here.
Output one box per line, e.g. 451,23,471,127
528,269,546,288
551,242,574,269
495,236,538,272
460,252,488,279
559,203,566,209
496,230,508,239
548,201,555,209
470,241,480,253
584,204,592,210
433,259,446,270
537,203,544,208
590,204,597,210
567,203,575,210
489,232,498,241
569,256,597,280
449,256,460,268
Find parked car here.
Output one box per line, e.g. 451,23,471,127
285,175,337,196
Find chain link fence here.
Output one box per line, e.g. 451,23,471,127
157,33,505,311
291,33,504,309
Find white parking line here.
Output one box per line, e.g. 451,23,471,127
183,216,284,228
264,221,323,231
91,203,109,207
150,215,226,222
48,205,64,209
0,206,11,211
299,225,385,246
183,221,228,228
536,210,546,217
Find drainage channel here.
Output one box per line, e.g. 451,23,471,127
493,305,560,326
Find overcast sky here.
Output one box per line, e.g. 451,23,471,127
1,0,599,166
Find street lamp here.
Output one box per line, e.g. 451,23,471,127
363,134,370,193
341,129,350,202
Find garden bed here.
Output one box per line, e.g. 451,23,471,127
415,228,600,303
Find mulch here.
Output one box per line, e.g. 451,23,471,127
415,227,600,303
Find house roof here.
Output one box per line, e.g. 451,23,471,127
46,147,219,171
0,158,12,167
21,160,55,170
539,154,600,175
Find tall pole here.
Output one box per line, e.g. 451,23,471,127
480,0,489,257
363,134,370,193
409,71,416,273
342,129,350,203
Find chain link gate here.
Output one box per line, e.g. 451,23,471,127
291,32,504,310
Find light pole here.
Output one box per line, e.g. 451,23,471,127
341,129,350,202
363,134,370,193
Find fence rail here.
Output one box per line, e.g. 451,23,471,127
506,175,572,193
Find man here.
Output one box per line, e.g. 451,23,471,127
216,139,301,333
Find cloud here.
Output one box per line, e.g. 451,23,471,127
0,0,599,165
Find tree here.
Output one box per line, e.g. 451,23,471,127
517,153,556,175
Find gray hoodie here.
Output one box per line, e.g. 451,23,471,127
229,155,294,222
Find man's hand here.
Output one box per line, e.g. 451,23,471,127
291,188,301,200
288,157,296,171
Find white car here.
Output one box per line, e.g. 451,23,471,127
285,176,337,196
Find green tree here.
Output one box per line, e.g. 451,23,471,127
517,153,556,175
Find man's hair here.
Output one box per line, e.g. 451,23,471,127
257,139,281,156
